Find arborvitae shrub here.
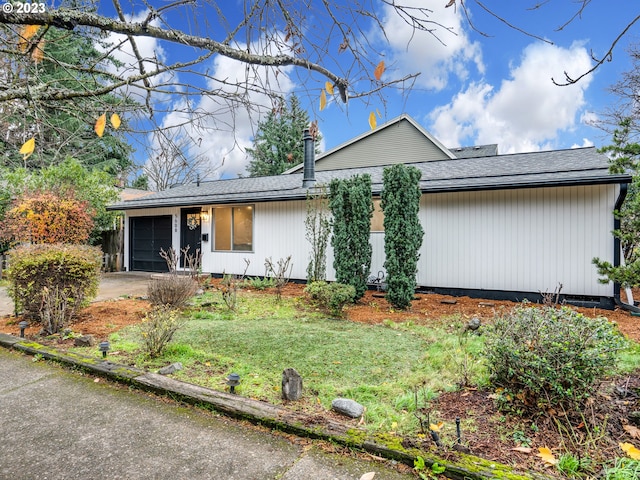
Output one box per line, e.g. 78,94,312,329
329,174,373,300
7,243,102,333
381,164,423,309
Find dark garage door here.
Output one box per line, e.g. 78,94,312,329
129,216,172,272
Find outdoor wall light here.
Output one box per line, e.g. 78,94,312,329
18,320,28,338
201,210,210,222
226,373,240,394
99,341,110,359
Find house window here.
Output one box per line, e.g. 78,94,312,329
212,205,253,251
371,199,384,232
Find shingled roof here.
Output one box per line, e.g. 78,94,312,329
108,147,630,211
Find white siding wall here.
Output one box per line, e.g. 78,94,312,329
200,200,336,280
123,183,618,298
123,207,181,271
418,185,617,297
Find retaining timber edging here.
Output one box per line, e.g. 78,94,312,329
0,333,556,480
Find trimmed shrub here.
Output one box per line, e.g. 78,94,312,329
147,275,198,309
484,305,627,412
305,281,356,316
7,243,102,333
329,175,373,300
138,305,187,358
381,164,424,309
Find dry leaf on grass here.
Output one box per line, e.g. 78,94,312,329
620,442,640,460
624,424,640,439
537,447,558,465
511,447,532,454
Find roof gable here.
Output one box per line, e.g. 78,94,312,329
286,114,455,173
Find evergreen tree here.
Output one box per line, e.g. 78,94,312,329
381,164,424,309
246,94,318,177
0,24,134,174
329,174,373,299
593,119,640,287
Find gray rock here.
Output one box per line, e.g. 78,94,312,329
281,368,303,401
331,398,364,418
74,335,95,347
158,362,183,375
466,317,481,331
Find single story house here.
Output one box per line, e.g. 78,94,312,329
108,115,632,309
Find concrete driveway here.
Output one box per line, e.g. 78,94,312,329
0,271,153,317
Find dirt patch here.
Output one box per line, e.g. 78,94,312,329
1,281,639,475
0,298,149,340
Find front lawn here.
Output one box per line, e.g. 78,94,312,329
98,291,486,435
66,286,640,475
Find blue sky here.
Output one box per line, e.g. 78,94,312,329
95,1,639,180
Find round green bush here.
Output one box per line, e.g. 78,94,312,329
305,281,356,316
7,243,102,332
483,305,627,412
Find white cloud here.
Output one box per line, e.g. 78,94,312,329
157,48,297,179
428,42,594,152
97,10,178,112
380,1,484,90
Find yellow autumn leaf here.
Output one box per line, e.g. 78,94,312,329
536,447,558,465
325,82,334,95
374,60,385,81
94,113,107,137
31,38,45,63
368,111,377,130
19,137,35,159
620,442,640,460
19,25,40,52
376,108,382,119
110,113,121,130
319,89,327,111
429,421,444,432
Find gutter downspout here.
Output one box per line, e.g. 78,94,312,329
612,183,640,312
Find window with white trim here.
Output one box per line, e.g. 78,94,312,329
212,205,254,251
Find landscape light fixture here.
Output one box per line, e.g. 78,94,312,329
99,341,110,359
18,320,28,338
226,373,240,394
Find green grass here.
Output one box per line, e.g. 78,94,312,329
71,289,640,437
73,290,486,434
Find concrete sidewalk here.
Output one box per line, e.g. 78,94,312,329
0,348,412,480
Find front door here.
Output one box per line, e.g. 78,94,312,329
180,208,202,268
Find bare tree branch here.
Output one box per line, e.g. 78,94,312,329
552,14,640,86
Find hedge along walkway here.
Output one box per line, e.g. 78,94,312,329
0,333,554,480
